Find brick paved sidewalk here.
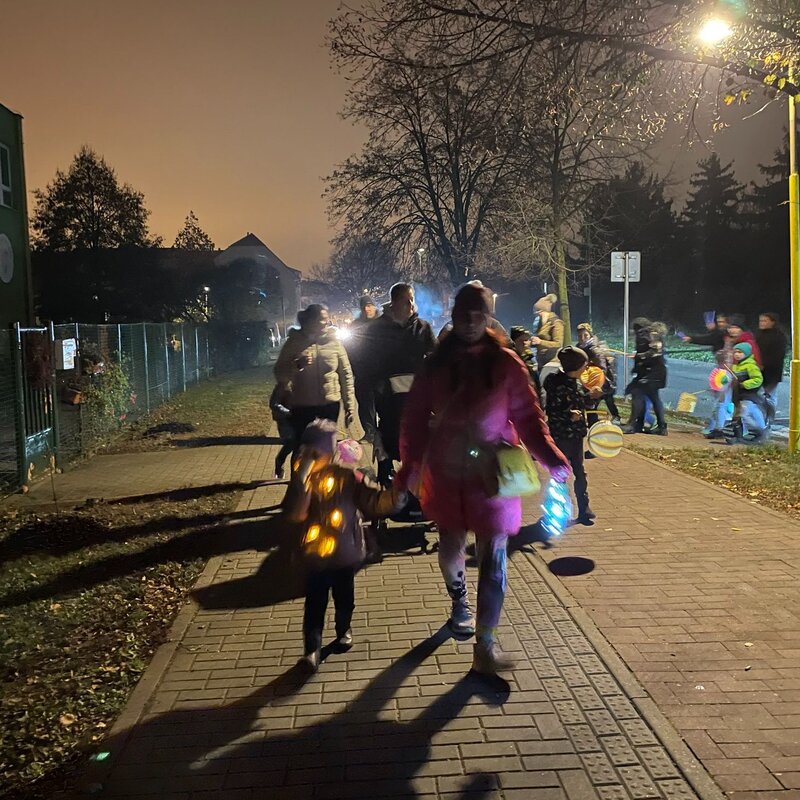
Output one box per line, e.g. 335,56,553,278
75,459,711,800
535,450,800,800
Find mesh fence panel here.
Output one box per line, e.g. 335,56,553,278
0,331,19,490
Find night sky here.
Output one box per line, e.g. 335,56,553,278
5,1,786,272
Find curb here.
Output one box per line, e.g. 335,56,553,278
523,548,726,800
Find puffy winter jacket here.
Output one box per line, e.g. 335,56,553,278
731,355,764,401
534,312,565,369
755,327,787,387
274,328,356,415
362,310,436,389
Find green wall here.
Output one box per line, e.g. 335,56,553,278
0,103,33,326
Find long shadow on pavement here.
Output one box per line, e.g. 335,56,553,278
85,627,507,799
0,513,295,609
170,435,282,448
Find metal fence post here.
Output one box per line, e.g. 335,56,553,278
195,326,200,382
142,323,150,413
205,328,210,377
49,321,61,471
163,324,171,399
180,323,186,392
117,324,122,360
12,323,27,488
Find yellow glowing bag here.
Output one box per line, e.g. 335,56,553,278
494,442,541,498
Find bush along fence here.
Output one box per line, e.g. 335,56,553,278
0,322,213,493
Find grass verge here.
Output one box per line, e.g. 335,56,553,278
0,367,275,799
629,444,800,519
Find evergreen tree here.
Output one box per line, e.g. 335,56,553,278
681,153,744,316
586,163,684,323
31,146,160,251
173,211,215,251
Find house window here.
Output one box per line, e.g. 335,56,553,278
0,144,12,208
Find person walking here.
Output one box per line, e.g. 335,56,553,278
510,326,540,393
530,293,564,372
756,312,787,424
346,295,380,442
364,283,436,486
397,283,570,676
622,318,668,436
681,314,733,439
726,314,762,366
544,346,599,526
727,342,768,444
576,322,620,425
274,304,356,448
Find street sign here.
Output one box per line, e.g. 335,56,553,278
611,251,641,282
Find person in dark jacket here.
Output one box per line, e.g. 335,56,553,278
756,312,787,424
622,318,668,436
577,322,620,425
510,325,540,393
544,346,600,525
346,295,379,442
438,281,512,347
363,283,437,485
681,313,729,353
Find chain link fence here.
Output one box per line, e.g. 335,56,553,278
0,322,216,494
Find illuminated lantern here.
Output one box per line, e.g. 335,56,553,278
319,536,337,557
708,367,731,392
541,480,572,538
580,366,605,391
586,420,623,459
329,509,343,528
304,524,321,545
320,474,336,497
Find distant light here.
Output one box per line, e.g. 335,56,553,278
336,327,352,341
202,285,210,292
698,18,732,45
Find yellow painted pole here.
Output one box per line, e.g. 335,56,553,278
789,78,800,454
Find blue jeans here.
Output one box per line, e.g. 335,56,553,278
706,388,732,433
740,399,766,438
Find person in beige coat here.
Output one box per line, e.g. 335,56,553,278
531,293,565,371
274,304,357,449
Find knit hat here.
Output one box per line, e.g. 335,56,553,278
728,313,746,329
452,283,492,318
510,325,531,341
733,342,752,358
557,346,589,373
359,295,376,311
534,293,558,312
300,418,338,455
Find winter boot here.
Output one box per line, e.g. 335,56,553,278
472,639,515,676
449,598,476,636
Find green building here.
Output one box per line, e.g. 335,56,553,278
0,102,33,326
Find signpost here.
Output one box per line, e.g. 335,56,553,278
611,251,641,390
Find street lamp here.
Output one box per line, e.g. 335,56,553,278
697,18,732,46
202,286,210,319
702,19,800,452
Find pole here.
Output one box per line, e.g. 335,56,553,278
622,252,630,391
789,75,800,454
163,325,171,399
195,326,200,382
588,272,593,326
180,324,186,392
142,323,150,413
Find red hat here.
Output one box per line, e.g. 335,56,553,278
452,283,492,318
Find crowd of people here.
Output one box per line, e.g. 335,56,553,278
682,311,787,444
270,283,788,679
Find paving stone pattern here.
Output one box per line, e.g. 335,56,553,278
87,474,699,800
536,450,800,800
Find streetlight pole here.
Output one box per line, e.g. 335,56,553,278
788,71,800,453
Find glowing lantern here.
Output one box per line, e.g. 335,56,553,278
329,509,343,528
319,536,337,557
580,366,605,391
320,474,336,496
304,524,321,544
586,420,624,459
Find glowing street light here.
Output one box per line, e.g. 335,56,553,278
697,18,732,46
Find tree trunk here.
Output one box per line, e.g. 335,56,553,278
555,239,572,345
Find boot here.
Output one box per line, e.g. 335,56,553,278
449,598,476,636
335,629,354,650
648,424,668,436
472,639,515,676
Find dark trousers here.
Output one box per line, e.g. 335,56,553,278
587,393,621,428
303,567,355,654
354,382,377,440
630,383,665,430
290,403,340,453
554,437,590,517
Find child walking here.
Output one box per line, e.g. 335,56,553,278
283,419,405,670
269,384,295,480
543,346,600,526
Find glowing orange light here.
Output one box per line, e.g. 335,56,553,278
304,524,321,544
319,536,337,557
321,475,336,495
330,509,343,528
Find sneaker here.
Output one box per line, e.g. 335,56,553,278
703,429,725,440
575,514,596,526
621,425,641,435
336,629,354,649
303,649,321,673
471,640,515,676
611,417,622,426
449,600,476,636
648,425,668,436
584,450,597,460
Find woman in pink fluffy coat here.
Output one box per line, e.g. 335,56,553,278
397,283,570,676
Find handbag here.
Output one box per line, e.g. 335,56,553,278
493,441,541,498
